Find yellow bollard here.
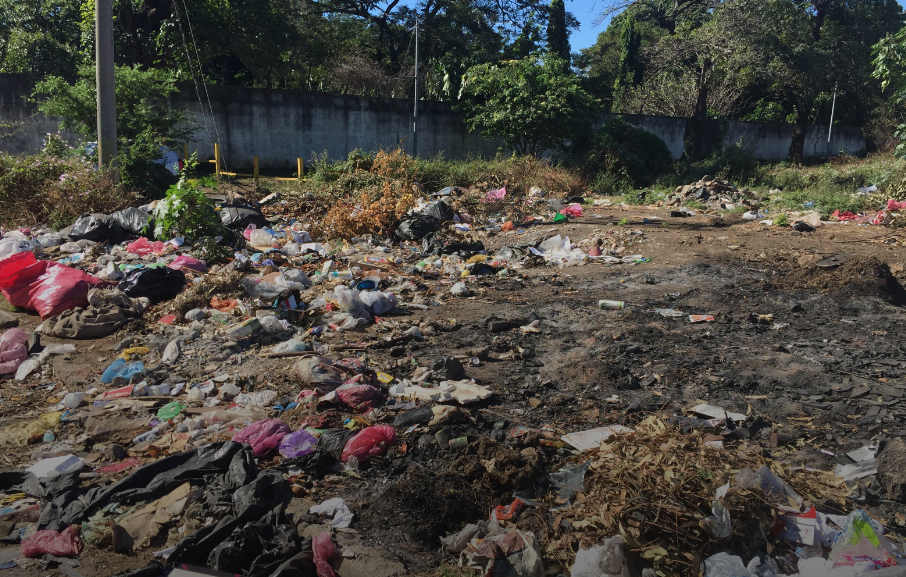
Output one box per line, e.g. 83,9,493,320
297,157,303,180
214,143,221,177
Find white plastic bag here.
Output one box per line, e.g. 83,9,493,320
249,229,275,249
703,553,751,577
360,291,398,315
572,536,630,577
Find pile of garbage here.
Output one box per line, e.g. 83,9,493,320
664,176,759,211
1,178,903,577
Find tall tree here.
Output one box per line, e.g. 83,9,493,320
547,0,570,64
615,14,642,88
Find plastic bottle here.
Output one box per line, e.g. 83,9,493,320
62,392,84,409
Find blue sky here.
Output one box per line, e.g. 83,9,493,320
569,0,610,51
567,0,906,52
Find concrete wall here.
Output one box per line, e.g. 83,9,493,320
616,114,865,161
176,84,500,169
0,73,867,166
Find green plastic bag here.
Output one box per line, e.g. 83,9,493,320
553,213,568,223
157,401,185,421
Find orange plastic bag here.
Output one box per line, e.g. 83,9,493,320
210,297,239,312
501,221,515,231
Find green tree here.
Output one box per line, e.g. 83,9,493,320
32,65,193,195
546,0,570,64
0,0,85,77
615,14,642,88
459,53,599,156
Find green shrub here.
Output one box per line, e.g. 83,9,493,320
152,161,222,240
576,116,673,188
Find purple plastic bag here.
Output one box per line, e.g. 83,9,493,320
232,418,290,457
279,429,319,458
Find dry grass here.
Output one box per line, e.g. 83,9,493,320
547,417,850,575
0,152,139,229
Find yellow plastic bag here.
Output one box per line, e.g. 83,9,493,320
0,411,61,446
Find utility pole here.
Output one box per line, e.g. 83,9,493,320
412,17,419,158
96,0,117,167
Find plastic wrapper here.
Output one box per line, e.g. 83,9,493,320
235,390,278,408
703,553,751,577
830,509,901,568
168,255,206,272
359,290,398,315
0,411,60,446
232,418,290,457
100,358,145,384
336,385,383,413
249,229,276,249
0,238,41,261
119,267,186,303
0,328,27,375
572,536,630,577
560,203,583,217
339,425,396,463
279,430,319,458
126,237,167,256
312,531,339,577
21,524,83,557
157,401,185,421
271,339,309,354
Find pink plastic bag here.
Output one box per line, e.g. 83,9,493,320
232,418,290,457
560,203,583,217
127,237,167,256
340,425,396,463
312,531,340,577
0,252,110,319
168,255,206,272
21,525,83,557
337,385,383,413
888,199,906,211
0,328,28,375
485,186,506,202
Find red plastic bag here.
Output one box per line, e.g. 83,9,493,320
336,385,383,414
21,525,83,557
0,328,28,375
312,531,339,577
232,418,290,457
0,252,109,319
127,237,167,256
340,425,396,463
560,203,583,218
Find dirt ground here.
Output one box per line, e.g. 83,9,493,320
3,201,906,576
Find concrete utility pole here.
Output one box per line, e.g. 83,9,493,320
95,0,117,167
412,17,419,157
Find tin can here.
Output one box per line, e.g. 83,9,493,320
599,300,625,310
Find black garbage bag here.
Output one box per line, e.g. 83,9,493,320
273,449,336,479
64,442,249,526
69,213,125,245
422,200,455,222
110,207,152,236
318,429,356,461
395,214,441,240
220,203,268,230
118,267,186,303
169,471,286,566
210,523,299,576
420,232,485,258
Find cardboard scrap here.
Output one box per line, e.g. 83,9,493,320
561,425,635,452
390,380,493,404
691,403,747,422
